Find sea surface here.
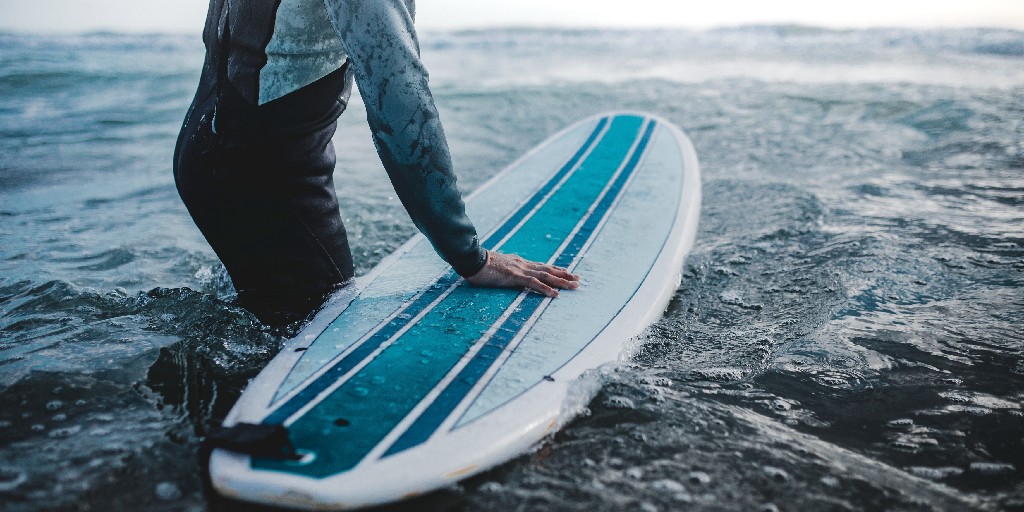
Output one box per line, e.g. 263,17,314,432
1,26,1022,511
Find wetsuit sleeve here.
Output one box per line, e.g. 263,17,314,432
322,0,487,277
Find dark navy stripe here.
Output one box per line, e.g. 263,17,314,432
263,117,609,426
382,119,658,455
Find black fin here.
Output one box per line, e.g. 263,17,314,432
206,422,298,460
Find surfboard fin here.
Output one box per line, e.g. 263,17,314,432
206,423,299,460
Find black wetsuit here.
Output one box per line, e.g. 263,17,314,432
173,0,486,324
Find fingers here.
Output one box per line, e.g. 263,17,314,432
524,276,558,298
528,268,578,291
465,250,581,297
517,259,579,296
525,260,580,283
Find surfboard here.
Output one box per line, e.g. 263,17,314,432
208,112,701,509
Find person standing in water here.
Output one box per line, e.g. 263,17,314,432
173,0,579,325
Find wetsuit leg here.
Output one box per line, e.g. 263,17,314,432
174,66,355,326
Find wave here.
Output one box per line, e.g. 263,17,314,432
423,25,1024,57
0,280,279,388
0,31,201,52
4,25,1021,57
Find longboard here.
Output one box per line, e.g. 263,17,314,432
209,112,701,509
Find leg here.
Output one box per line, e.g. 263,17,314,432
174,71,354,326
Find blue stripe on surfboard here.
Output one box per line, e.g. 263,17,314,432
253,116,645,478
480,116,609,248
554,120,658,268
381,119,658,456
262,117,610,425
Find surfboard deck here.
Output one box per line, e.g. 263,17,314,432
209,112,701,509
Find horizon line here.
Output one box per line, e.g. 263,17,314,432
2,22,1024,38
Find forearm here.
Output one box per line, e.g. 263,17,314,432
323,0,486,276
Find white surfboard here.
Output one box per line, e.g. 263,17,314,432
208,112,701,509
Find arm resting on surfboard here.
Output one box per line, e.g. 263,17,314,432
322,0,484,276
323,0,580,293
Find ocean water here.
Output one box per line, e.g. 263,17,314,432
1,26,1022,511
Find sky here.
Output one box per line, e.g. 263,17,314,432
2,0,1023,34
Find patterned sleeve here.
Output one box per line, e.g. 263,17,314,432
322,0,487,277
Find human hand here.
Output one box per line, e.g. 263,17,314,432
465,250,581,297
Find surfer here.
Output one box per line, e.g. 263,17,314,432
173,0,579,325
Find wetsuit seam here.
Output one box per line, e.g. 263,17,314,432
295,212,346,284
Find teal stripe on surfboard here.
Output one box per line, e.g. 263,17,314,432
254,115,646,478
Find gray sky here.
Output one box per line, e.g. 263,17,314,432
2,0,1023,33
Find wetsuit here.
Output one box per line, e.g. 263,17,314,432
173,0,487,324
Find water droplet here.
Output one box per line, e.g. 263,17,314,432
155,481,182,501
602,395,635,409
650,479,685,493
48,425,82,438
45,400,64,411
479,481,503,493
353,387,369,397
907,466,963,480
941,392,971,403
625,467,643,479
968,462,1015,476
687,471,711,485
818,376,847,387
30,424,45,433
672,492,693,503
762,466,789,482
759,503,780,512
0,467,27,492
889,440,920,452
